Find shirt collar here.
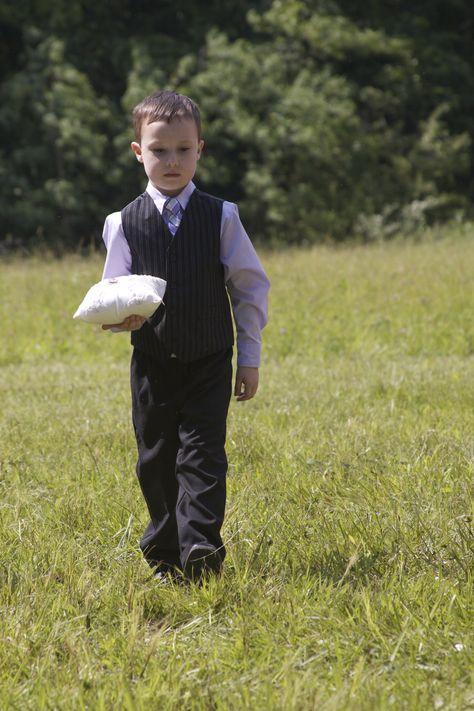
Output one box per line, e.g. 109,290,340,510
146,180,196,214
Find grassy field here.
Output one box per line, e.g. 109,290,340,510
1,228,473,710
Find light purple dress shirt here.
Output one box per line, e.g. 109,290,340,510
102,181,270,367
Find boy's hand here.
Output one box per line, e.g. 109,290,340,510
101,315,146,331
234,366,259,401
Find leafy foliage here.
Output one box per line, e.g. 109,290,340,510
0,30,113,244
0,0,473,245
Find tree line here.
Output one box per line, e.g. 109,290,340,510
0,0,473,248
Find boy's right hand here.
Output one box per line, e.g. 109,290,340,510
102,315,146,331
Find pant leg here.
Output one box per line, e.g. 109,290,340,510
130,348,184,568
175,348,233,566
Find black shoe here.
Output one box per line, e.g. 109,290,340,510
183,544,222,582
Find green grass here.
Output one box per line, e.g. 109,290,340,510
1,227,473,710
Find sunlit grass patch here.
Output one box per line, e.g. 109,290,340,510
1,229,473,710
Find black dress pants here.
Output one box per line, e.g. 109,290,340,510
130,346,233,569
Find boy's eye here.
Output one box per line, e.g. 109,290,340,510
179,147,190,152
153,148,164,154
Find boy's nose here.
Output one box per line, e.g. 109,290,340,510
167,153,179,166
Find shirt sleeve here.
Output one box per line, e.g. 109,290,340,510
221,202,270,367
101,212,133,332
102,212,132,279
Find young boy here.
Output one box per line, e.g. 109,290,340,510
101,91,269,582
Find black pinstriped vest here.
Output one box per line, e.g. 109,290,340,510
121,189,234,362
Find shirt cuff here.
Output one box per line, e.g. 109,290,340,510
236,337,261,368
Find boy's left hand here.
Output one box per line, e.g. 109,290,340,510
234,367,259,401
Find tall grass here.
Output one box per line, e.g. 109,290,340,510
1,228,473,710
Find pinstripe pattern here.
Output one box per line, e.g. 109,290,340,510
121,190,234,362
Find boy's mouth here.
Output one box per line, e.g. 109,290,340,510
165,172,180,177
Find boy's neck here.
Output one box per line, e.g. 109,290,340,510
149,180,192,199
146,180,196,210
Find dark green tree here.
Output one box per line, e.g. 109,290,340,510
0,0,473,245
174,0,471,242
0,30,113,245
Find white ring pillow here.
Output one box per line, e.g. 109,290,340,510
73,275,167,324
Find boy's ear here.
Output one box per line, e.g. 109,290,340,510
197,140,204,159
131,141,143,163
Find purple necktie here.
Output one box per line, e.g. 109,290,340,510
163,197,183,236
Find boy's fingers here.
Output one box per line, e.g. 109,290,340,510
101,315,146,331
102,320,127,330
234,375,243,397
242,383,257,400
234,367,259,401
130,316,146,330
234,378,257,401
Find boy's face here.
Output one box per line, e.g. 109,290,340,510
131,117,204,196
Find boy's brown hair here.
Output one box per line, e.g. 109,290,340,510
133,91,202,142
